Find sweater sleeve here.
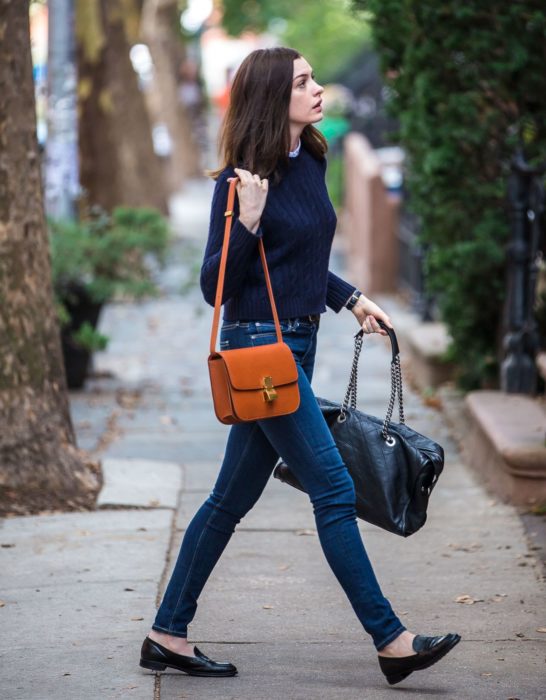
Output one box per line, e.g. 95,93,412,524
326,270,358,313
199,171,264,307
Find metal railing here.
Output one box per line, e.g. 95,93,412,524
397,197,436,322
501,150,546,394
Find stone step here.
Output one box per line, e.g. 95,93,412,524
464,390,546,506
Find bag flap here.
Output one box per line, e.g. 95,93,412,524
216,342,298,390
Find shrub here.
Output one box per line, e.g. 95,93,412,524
49,206,170,350
354,1,546,387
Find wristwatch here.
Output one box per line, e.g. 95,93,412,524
345,289,362,311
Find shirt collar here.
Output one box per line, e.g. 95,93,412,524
289,138,301,158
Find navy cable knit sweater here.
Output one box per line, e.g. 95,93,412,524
199,143,357,321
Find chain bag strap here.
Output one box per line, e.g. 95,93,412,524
276,319,444,535
338,320,405,442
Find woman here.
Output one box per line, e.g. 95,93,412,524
139,47,460,686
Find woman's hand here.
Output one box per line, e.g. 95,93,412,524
228,168,268,234
351,294,393,336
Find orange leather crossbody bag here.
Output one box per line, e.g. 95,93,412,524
207,177,300,424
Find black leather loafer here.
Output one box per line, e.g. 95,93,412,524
378,633,461,685
139,636,238,677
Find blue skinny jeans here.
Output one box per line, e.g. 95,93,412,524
152,316,406,651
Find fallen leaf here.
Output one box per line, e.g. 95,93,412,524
0,600,5,607
454,594,484,605
448,542,482,552
515,632,525,638
296,529,316,536
481,672,492,677
423,394,442,410
536,627,546,633
116,389,142,410
130,616,144,621
262,605,274,610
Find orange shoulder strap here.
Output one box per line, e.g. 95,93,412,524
209,177,283,353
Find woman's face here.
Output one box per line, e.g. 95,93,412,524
288,57,324,128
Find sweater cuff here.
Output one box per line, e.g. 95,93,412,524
234,218,264,239
326,270,358,313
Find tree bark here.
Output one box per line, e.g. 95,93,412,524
77,0,168,213
141,0,202,192
0,2,101,516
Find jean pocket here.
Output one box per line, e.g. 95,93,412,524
248,334,279,347
221,321,251,331
251,320,292,335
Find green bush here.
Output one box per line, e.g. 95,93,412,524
50,206,170,303
325,147,344,211
354,1,546,388
49,206,170,350
71,321,109,352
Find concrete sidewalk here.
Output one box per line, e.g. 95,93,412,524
1,177,545,700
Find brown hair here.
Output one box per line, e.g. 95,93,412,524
207,47,327,184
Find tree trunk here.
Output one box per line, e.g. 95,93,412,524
77,0,168,213
141,0,202,192
0,3,102,516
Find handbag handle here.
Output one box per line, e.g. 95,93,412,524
209,177,283,354
339,319,405,441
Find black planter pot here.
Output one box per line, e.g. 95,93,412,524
59,283,104,389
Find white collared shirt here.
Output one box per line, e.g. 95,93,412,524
289,138,301,158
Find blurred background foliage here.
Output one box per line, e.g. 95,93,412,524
354,0,546,387
222,0,371,83
49,207,170,306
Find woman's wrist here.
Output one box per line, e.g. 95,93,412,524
354,293,368,308
239,215,260,234
345,289,364,312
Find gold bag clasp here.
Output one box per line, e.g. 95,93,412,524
262,376,277,402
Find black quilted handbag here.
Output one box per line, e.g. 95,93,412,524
273,320,444,537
